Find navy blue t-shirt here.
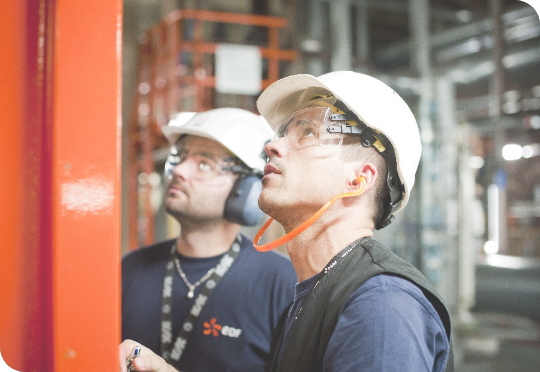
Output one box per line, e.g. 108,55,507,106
282,273,449,372
122,236,297,372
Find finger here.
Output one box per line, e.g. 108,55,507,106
118,339,139,372
132,355,164,372
120,339,138,357
133,353,180,372
119,350,127,372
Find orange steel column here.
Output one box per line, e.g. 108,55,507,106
0,0,122,371
51,0,122,371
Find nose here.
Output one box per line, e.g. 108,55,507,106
171,157,191,180
264,136,288,160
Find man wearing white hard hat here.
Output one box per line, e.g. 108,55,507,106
120,108,296,372
252,71,453,372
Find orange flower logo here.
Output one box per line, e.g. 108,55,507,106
203,318,222,337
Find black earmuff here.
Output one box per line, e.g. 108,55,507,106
224,174,264,226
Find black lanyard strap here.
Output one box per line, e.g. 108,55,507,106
160,235,242,364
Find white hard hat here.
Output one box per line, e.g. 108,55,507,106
161,108,272,173
256,71,422,215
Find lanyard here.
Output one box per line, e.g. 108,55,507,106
160,236,242,364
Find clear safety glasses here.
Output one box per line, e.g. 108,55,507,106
273,106,351,151
271,97,404,230
164,148,244,182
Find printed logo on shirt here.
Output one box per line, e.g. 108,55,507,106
203,317,242,338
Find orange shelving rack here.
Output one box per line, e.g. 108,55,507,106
128,9,297,249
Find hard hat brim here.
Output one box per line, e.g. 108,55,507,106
257,74,329,131
161,109,271,172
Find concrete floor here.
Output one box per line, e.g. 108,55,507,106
455,312,540,372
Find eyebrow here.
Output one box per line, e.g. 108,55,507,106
292,118,316,127
178,147,220,161
196,151,219,160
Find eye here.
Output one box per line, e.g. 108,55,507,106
198,160,212,172
300,128,316,138
177,151,188,163
275,125,288,138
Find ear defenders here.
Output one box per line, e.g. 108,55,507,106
254,176,366,252
224,173,264,226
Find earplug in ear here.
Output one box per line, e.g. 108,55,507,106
351,176,365,186
347,176,366,196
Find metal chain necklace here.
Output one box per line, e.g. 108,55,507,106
161,236,242,364
173,256,215,298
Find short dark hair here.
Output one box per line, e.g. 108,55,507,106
339,136,390,226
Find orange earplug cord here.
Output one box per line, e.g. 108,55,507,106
254,177,366,252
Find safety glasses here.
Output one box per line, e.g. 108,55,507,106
273,106,365,151
164,148,244,182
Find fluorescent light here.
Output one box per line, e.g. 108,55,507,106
502,144,523,161
523,143,540,158
487,184,499,255
468,156,485,169
483,240,499,255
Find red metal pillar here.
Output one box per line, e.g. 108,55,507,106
0,0,122,370
1,0,55,369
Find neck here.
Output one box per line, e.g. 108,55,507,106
283,208,374,282
175,219,241,258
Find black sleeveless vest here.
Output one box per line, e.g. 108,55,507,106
266,238,453,372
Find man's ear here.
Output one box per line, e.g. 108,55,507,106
345,163,377,193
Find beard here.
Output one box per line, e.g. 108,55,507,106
164,187,226,226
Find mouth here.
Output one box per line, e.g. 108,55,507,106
263,163,282,177
167,181,187,196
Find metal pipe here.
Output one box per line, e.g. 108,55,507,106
409,0,432,276
329,0,353,71
490,0,508,255
355,0,370,65
375,5,537,66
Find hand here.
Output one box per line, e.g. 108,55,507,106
119,339,180,372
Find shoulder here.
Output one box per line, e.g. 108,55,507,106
354,273,423,296
324,274,449,371
121,239,176,295
122,239,175,271
348,274,445,328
